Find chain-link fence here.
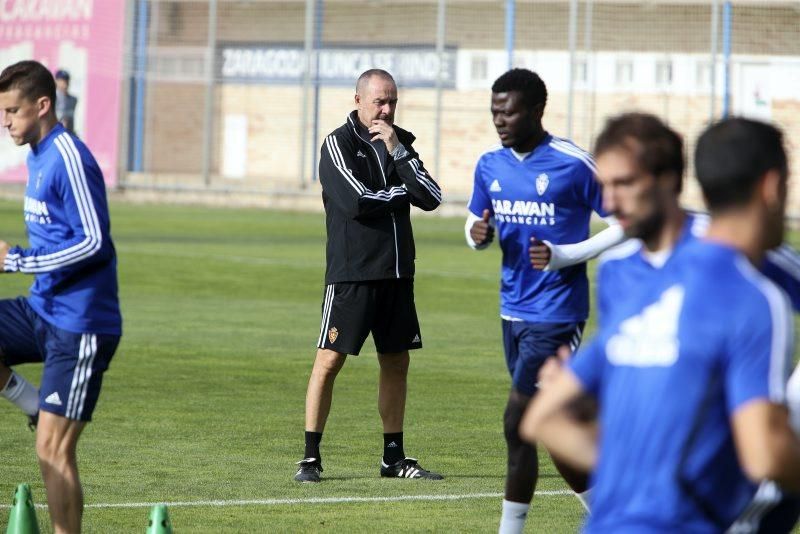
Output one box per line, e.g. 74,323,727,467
120,0,800,215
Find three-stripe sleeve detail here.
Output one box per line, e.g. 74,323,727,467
408,159,442,202
550,138,598,174
325,135,406,202
766,245,800,281
8,134,102,273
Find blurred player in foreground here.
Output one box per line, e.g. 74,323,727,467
544,112,800,532
521,116,800,532
465,68,624,533
0,60,122,534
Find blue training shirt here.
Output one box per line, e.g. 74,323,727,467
3,124,122,336
468,134,606,322
572,239,795,533
597,212,800,328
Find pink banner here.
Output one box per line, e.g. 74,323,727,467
0,0,126,186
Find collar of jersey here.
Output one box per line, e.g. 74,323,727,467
31,123,66,157
638,212,705,268
506,133,552,162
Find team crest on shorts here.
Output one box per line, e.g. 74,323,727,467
328,327,339,343
536,173,549,195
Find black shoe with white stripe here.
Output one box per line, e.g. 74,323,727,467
380,457,444,480
294,458,322,483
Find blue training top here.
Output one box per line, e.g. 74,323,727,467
572,239,795,533
468,134,606,323
597,212,800,328
3,124,122,336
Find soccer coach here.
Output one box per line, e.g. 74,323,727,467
294,69,444,483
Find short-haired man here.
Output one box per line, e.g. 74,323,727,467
466,68,624,532
0,60,122,533
54,69,77,133
294,69,443,483
544,112,800,532
521,117,800,532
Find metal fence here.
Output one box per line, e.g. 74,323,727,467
121,0,800,214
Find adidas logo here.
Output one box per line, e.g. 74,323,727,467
489,179,502,192
356,150,367,158
44,392,62,406
412,334,421,343
387,441,398,448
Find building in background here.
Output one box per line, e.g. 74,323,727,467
2,1,797,216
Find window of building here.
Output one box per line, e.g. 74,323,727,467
656,60,673,87
615,59,633,86
471,54,488,82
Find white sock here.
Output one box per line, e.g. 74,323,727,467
1,372,39,416
499,499,530,534
575,488,592,513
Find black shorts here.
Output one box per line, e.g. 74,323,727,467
317,279,422,356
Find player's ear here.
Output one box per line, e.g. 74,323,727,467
658,171,680,195
36,95,51,119
759,168,785,213
532,102,545,121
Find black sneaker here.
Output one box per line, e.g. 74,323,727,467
27,412,38,432
380,457,444,480
294,458,322,483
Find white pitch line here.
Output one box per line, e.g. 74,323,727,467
0,491,574,510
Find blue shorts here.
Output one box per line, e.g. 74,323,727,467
502,319,585,396
0,297,119,421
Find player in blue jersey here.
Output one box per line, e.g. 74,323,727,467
465,68,624,533
0,60,122,534
542,112,800,531
521,117,800,532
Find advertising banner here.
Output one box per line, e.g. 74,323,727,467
218,44,458,89
0,0,126,186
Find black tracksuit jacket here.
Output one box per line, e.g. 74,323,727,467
318,111,442,284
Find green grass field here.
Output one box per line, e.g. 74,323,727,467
0,199,797,532
0,199,587,532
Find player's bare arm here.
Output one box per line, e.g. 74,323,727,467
520,368,597,472
0,240,9,267
368,119,399,153
733,400,800,493
470,209,494,246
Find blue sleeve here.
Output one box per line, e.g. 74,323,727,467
568,337,606,397
762,245,800,312
726,286,794,413
574,158,608,217
467,158,492,217
596,262,612,329
4,141,109,274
